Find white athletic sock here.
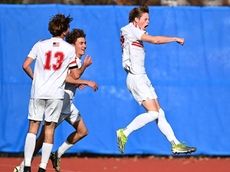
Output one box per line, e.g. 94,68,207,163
157,108,180,144
39,142,53,169
123,111,159,137
24,133,36,167
57,141,74,158
20,160,24,169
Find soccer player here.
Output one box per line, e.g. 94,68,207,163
116,6,196,154
14,28,98,172
50,28,98,172
22,14,80,172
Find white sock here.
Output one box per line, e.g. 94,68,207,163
39,143,53,169
57,141,74,158
123,111,159,137
157,108,180,144
20,160,24,169
24,133,36,167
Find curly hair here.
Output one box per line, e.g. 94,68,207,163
48,14,73,37
128,6,149,23
65,29,86,44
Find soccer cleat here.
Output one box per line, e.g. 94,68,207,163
23,166,31,172
116,129,128,154
172,143,196,154
50,152,61,172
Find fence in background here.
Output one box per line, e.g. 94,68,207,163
0,5,230,155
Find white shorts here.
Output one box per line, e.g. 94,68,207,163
57,92,81,126
28,99,63,123
126,73,157,105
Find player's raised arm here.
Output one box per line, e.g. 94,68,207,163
141,34,184,45
66,56,92,82
69,67,81,80
77,55,92,76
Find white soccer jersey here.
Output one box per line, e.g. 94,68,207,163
64,57,82,99
28,37,77,99
121,23,146,74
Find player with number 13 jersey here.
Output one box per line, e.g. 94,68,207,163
28,37,77,99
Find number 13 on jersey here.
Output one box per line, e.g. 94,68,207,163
44,51,64,71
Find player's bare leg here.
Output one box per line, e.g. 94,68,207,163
50,118,88,172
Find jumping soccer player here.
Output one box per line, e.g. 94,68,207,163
116,6,196,154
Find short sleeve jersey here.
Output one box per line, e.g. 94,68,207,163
28,37,77,99
64,57,82,99
121,23,146,74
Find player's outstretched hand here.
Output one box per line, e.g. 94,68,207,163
87,81,98,91
77,81,98,91
176,38,184,45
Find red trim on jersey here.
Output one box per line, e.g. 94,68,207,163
132,41,144,48
69,60,76,65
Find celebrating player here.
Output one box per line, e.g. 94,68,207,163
14,28,98,172
116,6,196,154
50,28,98,172
22,14,80,172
